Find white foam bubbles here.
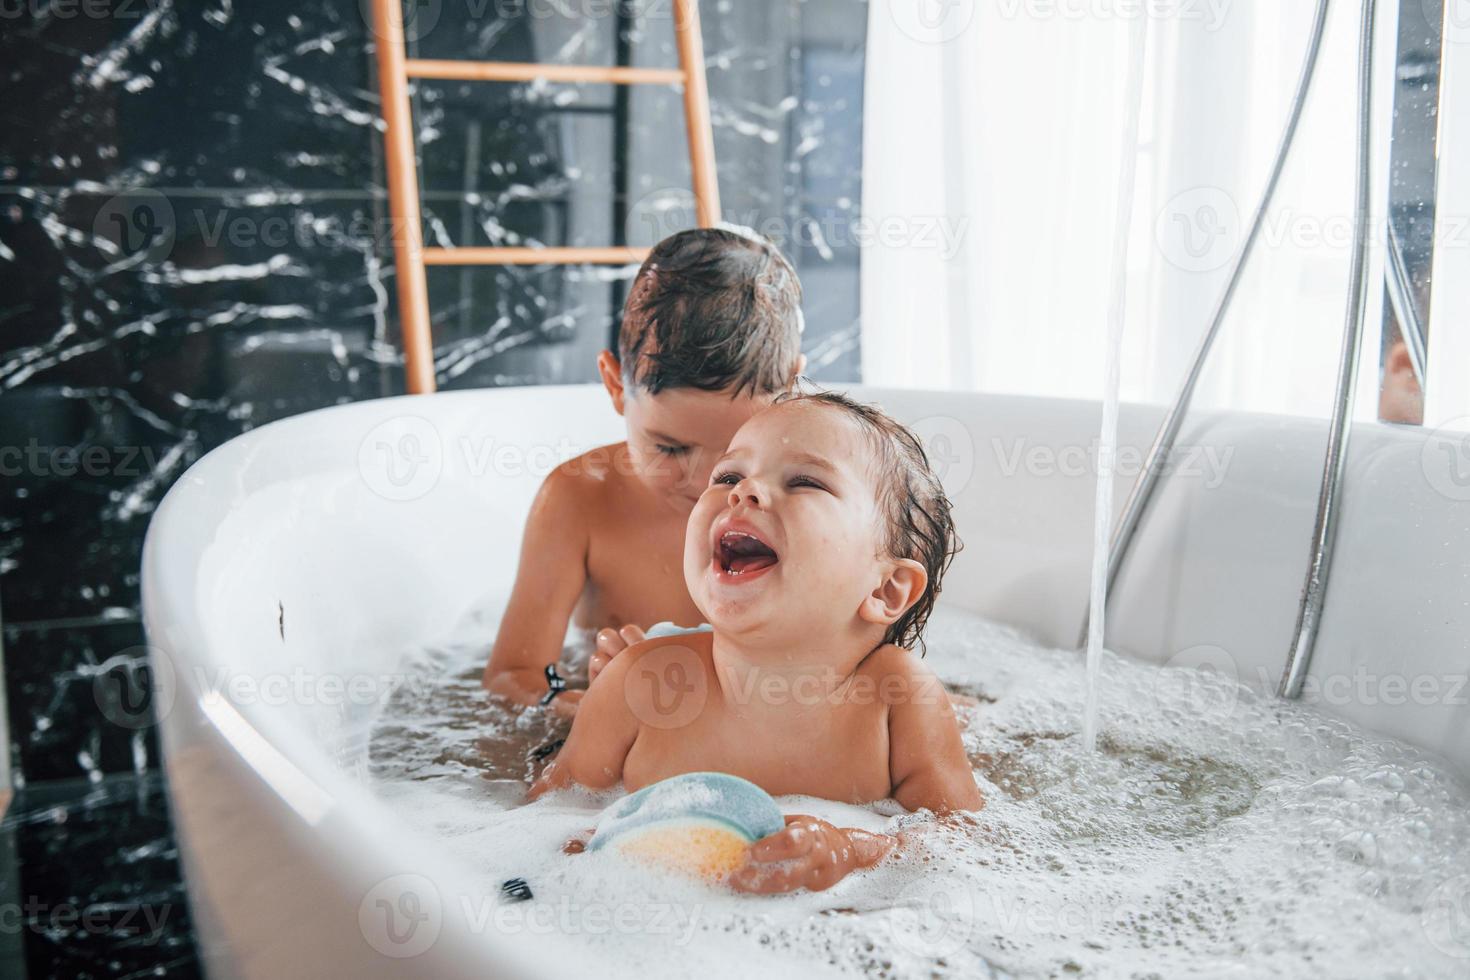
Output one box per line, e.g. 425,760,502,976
368,606,1470,978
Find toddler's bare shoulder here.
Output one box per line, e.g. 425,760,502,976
596,633,715,725
628,631,715,664
858,644,946,707
599,632,715,679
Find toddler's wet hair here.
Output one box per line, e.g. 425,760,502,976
619,228,803,397
782,389,961,654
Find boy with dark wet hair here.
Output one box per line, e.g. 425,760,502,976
484,228,806,714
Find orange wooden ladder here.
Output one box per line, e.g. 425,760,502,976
370,0,722,394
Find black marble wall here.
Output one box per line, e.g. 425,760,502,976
0,0,868,785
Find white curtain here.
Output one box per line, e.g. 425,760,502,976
861,0,1405,422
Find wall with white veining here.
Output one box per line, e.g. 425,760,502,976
0,0,867,783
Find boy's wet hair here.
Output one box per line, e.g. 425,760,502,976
781,389,961,654
619,227,803,397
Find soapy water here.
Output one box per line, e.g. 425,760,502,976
368,604,1470,978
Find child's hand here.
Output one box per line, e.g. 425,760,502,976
730,816,895,894
589,624,647,682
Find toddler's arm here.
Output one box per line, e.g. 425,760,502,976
483,465,592,715
527,643,642,798
888,659,985,813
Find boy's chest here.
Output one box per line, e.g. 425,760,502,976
622,702,894,805
581,507,702,629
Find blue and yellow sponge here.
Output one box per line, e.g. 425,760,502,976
589,772,784,882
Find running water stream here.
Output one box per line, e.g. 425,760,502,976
1082,15,1149,752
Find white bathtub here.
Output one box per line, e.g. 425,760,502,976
140,384,1470,978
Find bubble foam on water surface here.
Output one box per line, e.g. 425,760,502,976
367,605,1470,979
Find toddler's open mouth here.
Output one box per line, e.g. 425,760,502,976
713,525,780,582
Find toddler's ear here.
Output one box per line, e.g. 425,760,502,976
859,559,927,634
596,350,627,416
790,354,808,385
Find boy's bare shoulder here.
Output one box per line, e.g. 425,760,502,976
548,443,628,486
536,443,630,511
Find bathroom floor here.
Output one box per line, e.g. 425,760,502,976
0,774,199,979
